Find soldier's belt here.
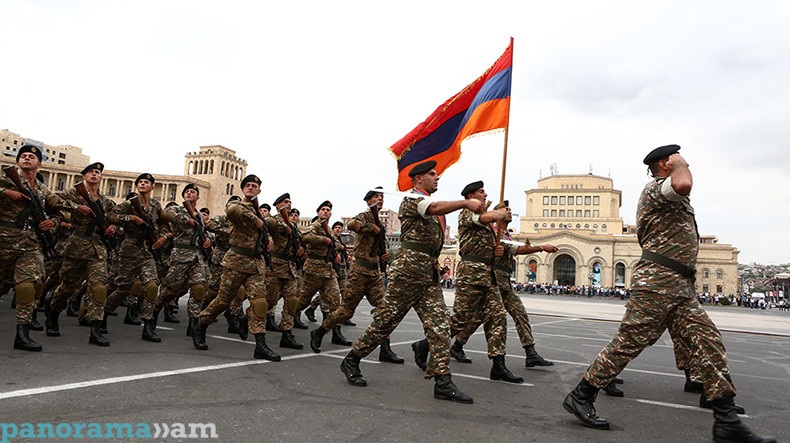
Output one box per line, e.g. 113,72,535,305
461,254,494,266
0,220,24,230
230,246,258,258
641,250,696,280
271,251,290,261
308,253,327,261
354,258,379,270
494,264,512,274
401,241,441,258
174,242,197,250
73,231,99,240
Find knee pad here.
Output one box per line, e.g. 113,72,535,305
191,284,206,303
131,280,143,297
144,281,158,304
91,284,108,305
34,280,45,300
15,282,36,305
251,298,269,318
235,286,245,301
286,295,299,312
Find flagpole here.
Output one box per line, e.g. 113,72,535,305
496,37,514,246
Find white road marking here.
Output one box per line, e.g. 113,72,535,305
633,399,750,418
320,353,381,364
531,318,581,326
451,373,534,386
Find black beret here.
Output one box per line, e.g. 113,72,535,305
364,186,383,201
181,183,199,197
166,201,179,208
316,200,332,212
240,174,262,188
643,144,681,165
289,208,300,215
227,195,241,203
408,160,437,178
260,203,271,211
126,192,138,200
274,193,290,206
17,144,43,162
311,215,319,223
80,162,104,175
461,180,484,197
135,173,155,185
332,221,343,229
199,207,210,215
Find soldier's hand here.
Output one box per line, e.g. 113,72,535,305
61,222,73,230
296,246,305,257
187,218,197,226
541,244,558,253
77,205,95,217
334,255,341,264
382,252,390,261
665,153,689,170
494,244,504,257
3,189,30,201
130,215,147,226
202,238,211,249
466,199,485,214
254,217,264,229
323,236,332,246
372,224,381,234
267,238,274,252
152,236,166,249
104,225,116,237
39,219,56,231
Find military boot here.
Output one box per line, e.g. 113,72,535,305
14,324,43,352
265,314,281,332
310,326,328,353
524,344,554,367
332,326,352,346
712,397,776,443
412,339,429,370
340,351,367,386
304,306,317,322
238,314,249,341
163,305,179,323
89,320,110,347
45,311,61,337
683,368,704,393
253,333,280,361
343,318,356,327
66,298,80,317
99,312,108,334
293,311,308,330
30,309,43,331
701,393,745,414
192,321,208,350
603,381,624,397
490,355,523,383
280,330,303,349
433,374,473,404
124,304,142,325
450,340,472,363
186,317,196,337
226,312,240,334
378,339,404,364
142,311,161,343
562,379,610,429
612,376,624,384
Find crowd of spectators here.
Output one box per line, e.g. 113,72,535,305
698,293,789,311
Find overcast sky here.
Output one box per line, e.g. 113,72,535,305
2,1,788,264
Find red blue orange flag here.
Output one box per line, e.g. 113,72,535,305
390,39,513,191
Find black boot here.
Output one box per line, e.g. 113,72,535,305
562,379,610,429
304,306,317,322
163,305,179,323
683,368,704,393
524,344,554,367
310,326,328,353
701,394,745,414
379,339,404,364
490,355,523,383
265,314,281,332
603,381,624,397
187,317,198,337
13,324,42,352
433,374,473,404
45,311,61,337
450,340,472,363
30,309,43,331
293,311,308,330
253,333,280,361
238,314,249,341
191,321,208,350
412,339,429,371
612,376,624,384
343,318,356,327
226,313,240,334
99,312,108,334
89,320,110,347
66,298,80,317
340,351,367,386
280,330,303,349
124,304,142,325
142,311,161,343
711,397,776,443
332,326,352,346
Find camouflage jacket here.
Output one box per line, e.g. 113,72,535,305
161,205,205,264
107,197,167,258
0,172,74,252
223,199,265,274
57,187,115,260
347,210,384,276
264,213,299,279
632,177,699,297
302,220,338,279
206,215,231,266
456,208,497,286
494,242,522,285
389,193,444,281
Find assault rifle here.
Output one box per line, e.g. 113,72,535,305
2,165,56,258
277,206,304,271
368,203,388,273
128,195,162,263
320,219,343,277
250,196,272,267
74,181,117,251
183,199,213,262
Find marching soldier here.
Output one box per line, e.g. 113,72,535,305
340,160,482,403
46,162,116,346
562,145,775,442
204,196,239,333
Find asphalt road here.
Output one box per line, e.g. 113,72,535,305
1,291,787,442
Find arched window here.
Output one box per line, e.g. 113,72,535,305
615,263,626,287
584,224,589,229
534,223,539,231
210,160,214,174
550,223,555,228
576,223,580,229
542,223,547,228
703,269,709,279
602,224,607,232
716,270,723,279
593,224,598,232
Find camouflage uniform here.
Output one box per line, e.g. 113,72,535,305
106,197,166,319
0,173,73,324
450,209,508,358
200,199,268,334
583,177,736,401
263,213,300,330
352,193,450,379
295,220,341,317
205,215,236,312
322,210,385,330
49,188,115,322
154,205,210,319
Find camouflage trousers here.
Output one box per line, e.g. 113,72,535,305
450,282,508,358
296,273,340,321
323,267,384,330
0,246,45,324
265,274,298,330
51,255,109,322
154,258,209,319
455,280,535,348
668,316,704,382
111,252,159,319
353,271,450,379
584,290,736,400
201,267,267,334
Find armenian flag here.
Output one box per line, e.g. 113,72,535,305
390,39,513,191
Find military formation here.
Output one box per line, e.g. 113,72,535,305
0,145,776,442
